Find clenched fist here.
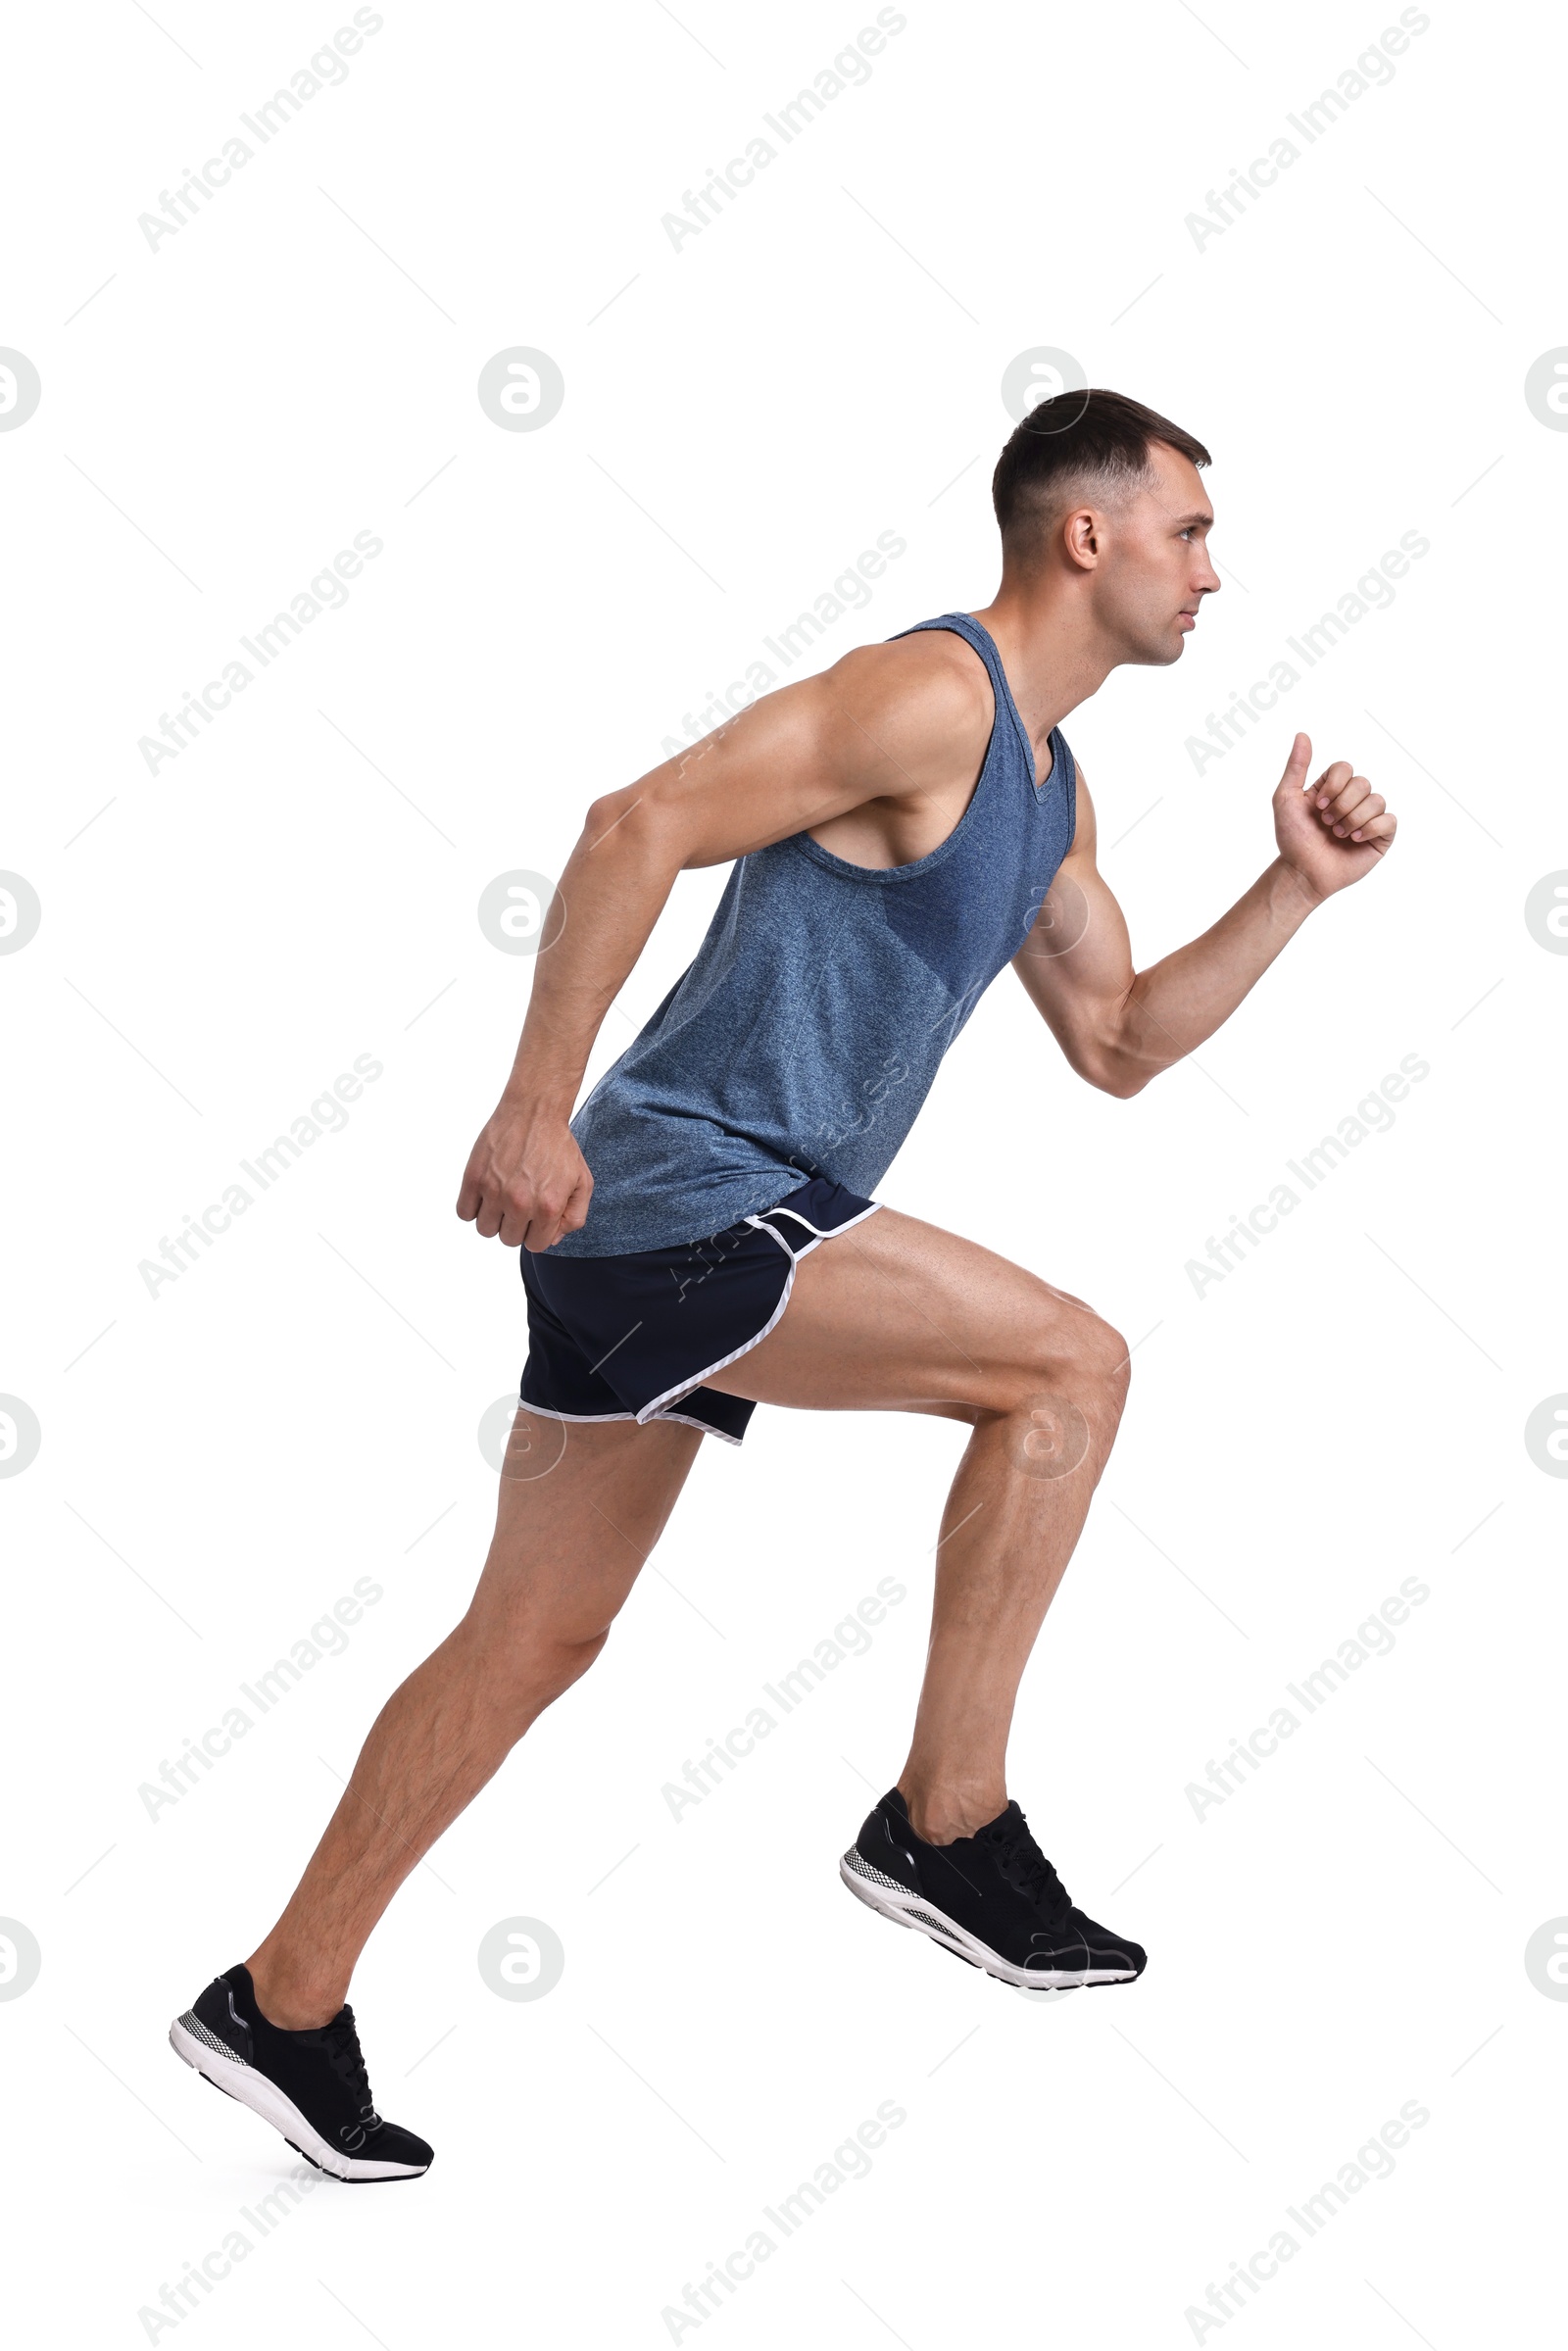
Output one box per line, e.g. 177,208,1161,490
456,1100,593,1252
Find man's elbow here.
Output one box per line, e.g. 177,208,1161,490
582,785,683,864
582,786,639,845
1087,1060,1151,1100
1072,1038,1156,1099
1056,986,1159,1098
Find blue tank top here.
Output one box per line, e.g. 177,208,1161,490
550,612,1078,1256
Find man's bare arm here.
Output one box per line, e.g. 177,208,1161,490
1013,733,1397,1097
457,643,991,1250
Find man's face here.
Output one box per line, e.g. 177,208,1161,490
1093,442,1220,665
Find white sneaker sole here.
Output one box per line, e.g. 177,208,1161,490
839,1848,1139,1990
169,2017,428,2180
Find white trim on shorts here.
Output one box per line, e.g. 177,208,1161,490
633,1198,883,1425
514,1399,745,1447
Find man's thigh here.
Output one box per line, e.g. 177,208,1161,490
705,1206,1110,1419
468,1412,704,1647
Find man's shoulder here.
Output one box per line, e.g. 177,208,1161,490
813,626,995,767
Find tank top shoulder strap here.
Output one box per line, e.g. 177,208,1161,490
892,609,1004,682
890,612,1039,784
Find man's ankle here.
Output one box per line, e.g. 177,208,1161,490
897,1777,1005,1846
243,1950,345,2033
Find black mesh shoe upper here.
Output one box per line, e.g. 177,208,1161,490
188,1965,432,2170
857,1788,1147,1978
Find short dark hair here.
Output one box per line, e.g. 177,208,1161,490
992,387,1211,547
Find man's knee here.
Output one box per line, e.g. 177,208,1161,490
1072,1310,1132,1407
454,1609,612,1718
993,1305,1130,1433
530,1623,611,1700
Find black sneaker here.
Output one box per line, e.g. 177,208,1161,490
170,1964,433,2180
841,1788,1147,1991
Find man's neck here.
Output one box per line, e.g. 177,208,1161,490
969,576,1117,749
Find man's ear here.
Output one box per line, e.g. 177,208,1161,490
1062,507,1102,570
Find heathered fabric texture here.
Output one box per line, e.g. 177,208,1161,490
549,612,1077,1257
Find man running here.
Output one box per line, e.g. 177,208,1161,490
171,389,1396,2179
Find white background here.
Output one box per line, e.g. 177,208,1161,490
3,0,1564,2343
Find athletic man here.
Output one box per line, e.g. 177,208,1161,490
171,390,1396,2178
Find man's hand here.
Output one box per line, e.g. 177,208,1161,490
1273,733,1397,906
456,1099,592,1251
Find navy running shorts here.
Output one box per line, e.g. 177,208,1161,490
518,1176,880,1445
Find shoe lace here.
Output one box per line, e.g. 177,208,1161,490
322,2006,381,2133
988,1813,1070,1921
